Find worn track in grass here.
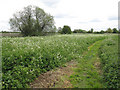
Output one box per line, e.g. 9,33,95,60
70,40,104,88
29,39,104,88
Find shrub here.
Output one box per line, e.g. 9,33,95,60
61,25,72,34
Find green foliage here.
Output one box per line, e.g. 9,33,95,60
106,28,113,33
70,40,105,88
1,31,20,33
91,28,94,33
99,35,119,88
94,30,105,34
61,25,72,34
57,27,62,33
112,28,118,33
73,29,87,33
100,30,105,34
87,28,94,33
9,5,55,36
70,40,104,88
2,34,105,88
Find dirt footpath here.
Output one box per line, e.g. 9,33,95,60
29,60,78,88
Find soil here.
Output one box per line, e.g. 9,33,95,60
94,58,102,75
29,60,78,88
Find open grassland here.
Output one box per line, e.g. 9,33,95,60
2,34,119,88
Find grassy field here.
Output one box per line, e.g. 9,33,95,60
2,34,119,88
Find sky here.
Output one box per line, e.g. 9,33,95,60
0,0,119,31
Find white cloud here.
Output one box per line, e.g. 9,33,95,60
0,0,119,31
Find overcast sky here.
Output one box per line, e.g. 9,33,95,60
0,0,119,31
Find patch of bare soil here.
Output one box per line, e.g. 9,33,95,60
29,60,78,88
94,57,102,75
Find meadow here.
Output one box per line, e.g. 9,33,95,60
1,34,119,88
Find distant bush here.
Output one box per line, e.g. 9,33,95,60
106,28,113,33
94,30,105,34
73,29,87,33
61,25,72,34
87,28,94,33
112,28,118,33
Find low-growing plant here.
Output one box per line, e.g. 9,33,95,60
2,34,106,88
99,35,119,88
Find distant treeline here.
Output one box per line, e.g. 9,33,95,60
58,27,119,34
1,31,56,37
0,31,21,33
1,27,119,37
73,28,119,34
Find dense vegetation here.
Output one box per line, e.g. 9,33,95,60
2,34,106,88
69,34,119,88
2,34,119,88
70,39,105,88
99,35,119,88
2,3,119,89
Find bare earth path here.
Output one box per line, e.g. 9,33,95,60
29,60,78,88
29,40,103,88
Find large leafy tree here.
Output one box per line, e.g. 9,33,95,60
9,5,55,36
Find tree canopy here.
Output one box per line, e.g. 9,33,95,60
106,28,113,33
9,5,56,36
112,28,118,33
61,25,72,34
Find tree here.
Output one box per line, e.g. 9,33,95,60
113,28,118,33
87,30,91,33
9,5,55,36
91,28,94,33
100,30,105,34
106,28,113,33
61,25,72,34
73,29,87,33
57,27,62,33
87,28,94,33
